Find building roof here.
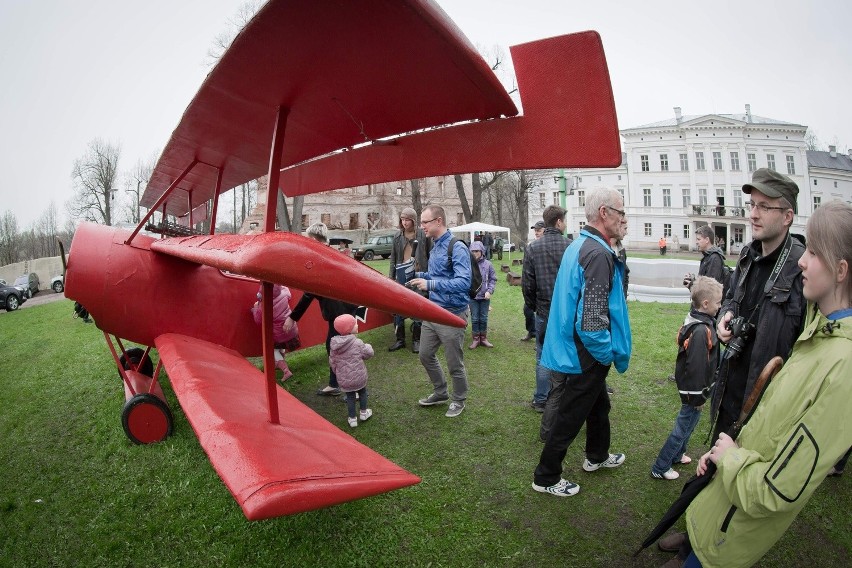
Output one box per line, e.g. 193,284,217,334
807,150,852,172
625,113,804,130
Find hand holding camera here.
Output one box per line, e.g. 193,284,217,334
683,273,696,289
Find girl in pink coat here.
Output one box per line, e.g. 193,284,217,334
250,284,299,381
329,314,374,428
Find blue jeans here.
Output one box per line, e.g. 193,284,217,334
652,404,702,475
345,388,368,418
469,298,490,334
533,314,550,404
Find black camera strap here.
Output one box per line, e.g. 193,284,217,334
730,232,794,318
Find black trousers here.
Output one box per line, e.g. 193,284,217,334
534,362,612,486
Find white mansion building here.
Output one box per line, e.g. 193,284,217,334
529,105,852,252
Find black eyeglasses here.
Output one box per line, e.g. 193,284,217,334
745,200,788,213
604,205,626,218
420,217,440,226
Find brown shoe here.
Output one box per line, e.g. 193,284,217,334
660,557,683,568
657,531,686,553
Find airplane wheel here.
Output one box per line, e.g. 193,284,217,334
119,348,154,377
122,394,173,444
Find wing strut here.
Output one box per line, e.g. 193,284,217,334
126,159,200,245
208,167,224,235
260,106,290,424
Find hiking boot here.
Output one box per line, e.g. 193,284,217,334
520,332,535,341
445,401,465,417
651,468,679,480
532,478,580,497
657,531,687,553
418,393,449,406
359,408,373,422
583,453,626,472
469,335,481,349
388,340,406,352
479,334,494,348
347,417,358,428
531,401,546,413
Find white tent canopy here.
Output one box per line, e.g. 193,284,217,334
448,221,511,246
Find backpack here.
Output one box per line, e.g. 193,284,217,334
447,237,482,299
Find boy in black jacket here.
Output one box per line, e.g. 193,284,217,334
651,276,723,480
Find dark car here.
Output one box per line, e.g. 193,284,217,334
1,283,26,311
352,235,394,261
13,273,40,298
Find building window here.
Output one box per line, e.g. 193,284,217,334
698,187,707,205
578,190,586,207
813,195,821,210
643,188,651,207
321,213,331,225
367,212,379,229
618,174,622,181
662,187,671,207
539,193,546,207
349,213,359,229
767,154,776,171
301,214,309,228
680,153,689,171
834,181,838,188
730,151,740,171
695,151,705,171
367,184,376,196
786,155,795,175
733,192,743,207
644,223,652,237
663,223,672,237
457,213,464,225
713,151,723,170
683,225,691,240
682,188,690,208
813,179,818,186
552,191,559,205
598,176,602,182
660,154,669,171
734,227,744,243
438,180,444,197
747,153,757,172
578,220,586,231
641,154,649,172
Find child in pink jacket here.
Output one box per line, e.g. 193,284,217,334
329,314,374,428
251,284,299,381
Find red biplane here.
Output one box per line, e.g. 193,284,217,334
63,0,621,520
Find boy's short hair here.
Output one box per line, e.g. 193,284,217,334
690,275,723,309
695,225,714,241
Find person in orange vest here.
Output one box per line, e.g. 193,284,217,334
659,236,667,255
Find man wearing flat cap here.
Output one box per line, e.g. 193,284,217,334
709,168,806,440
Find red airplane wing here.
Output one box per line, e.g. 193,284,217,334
149,231,465,328
279,31,621,194
155,333,420,519
140,0,517,219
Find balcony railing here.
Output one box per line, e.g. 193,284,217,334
688,205,747,218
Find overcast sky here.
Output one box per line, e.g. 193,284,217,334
2,0,849,229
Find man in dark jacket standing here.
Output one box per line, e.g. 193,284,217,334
522,205,570,414
711,168,805,439
684,225,726,288
388,207,431,353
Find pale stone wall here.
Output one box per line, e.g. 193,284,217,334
0,256,66,292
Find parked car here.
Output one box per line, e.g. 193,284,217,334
502,243,517,252
13,273,40,299
1,282,26,311
352,235,394,261
51,274,64,293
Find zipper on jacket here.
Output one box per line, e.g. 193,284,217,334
720,504,737,533
772,435,804,479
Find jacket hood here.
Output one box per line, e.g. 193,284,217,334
469,241,486,254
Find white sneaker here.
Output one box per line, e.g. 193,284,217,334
359,408,373,421
347,417,358,428
583,453,626,472
532,478,580,497
651,468,679,480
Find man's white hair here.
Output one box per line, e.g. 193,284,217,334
306,222,328,243
585,188,623,223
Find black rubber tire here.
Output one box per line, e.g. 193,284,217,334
119,347,154,377
5,294,20,311
121,393,174,445
363,250,375,260
53,281,64,293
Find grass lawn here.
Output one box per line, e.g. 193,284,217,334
1,264,848,567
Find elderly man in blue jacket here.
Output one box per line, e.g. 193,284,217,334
532,188,632,497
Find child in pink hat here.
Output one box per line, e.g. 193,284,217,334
329,314,374,428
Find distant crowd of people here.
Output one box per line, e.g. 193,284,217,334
257,169,850,568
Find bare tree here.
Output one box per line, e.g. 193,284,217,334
35,202,60,258
205,1,264,66
69,138,121,226
492,170,540,245
804,129,822,151
0,210,21,265
123,153,157,224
